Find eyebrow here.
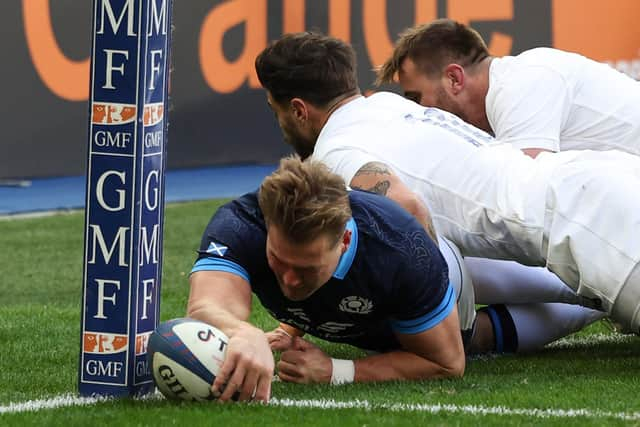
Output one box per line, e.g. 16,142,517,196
268,249,318,270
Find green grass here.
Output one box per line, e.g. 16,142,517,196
1,200,639,426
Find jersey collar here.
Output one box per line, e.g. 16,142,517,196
332,218,358,280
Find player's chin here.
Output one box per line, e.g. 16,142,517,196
283,288,318,301
282,291,309,302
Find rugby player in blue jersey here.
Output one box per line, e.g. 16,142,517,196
188,157,471,402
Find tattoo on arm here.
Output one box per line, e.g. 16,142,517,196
354,162,391,176
352,162,392,195
353,180,391,196
353,162,438,243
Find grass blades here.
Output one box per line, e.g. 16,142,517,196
1,200,639,425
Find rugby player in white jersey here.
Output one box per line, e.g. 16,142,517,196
254,32,640,339
378,18,640,159
378,19,640,324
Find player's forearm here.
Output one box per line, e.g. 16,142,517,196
188,271,255,339
187,300,254,339
353,350,464,382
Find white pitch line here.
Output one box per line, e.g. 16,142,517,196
270,398,640,421
0,394,105,414
1,394,639,421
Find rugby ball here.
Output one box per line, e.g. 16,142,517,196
148,318,229,401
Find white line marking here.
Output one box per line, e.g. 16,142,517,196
1,394,639,421
270,399,640,421
0,395,105,414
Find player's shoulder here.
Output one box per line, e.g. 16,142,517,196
208,191,265,234
348,191,445,280
518,47,578,60
509,48,584,74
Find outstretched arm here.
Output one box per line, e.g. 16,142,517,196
357,304,464,381
350,162,438,242
188,271,274,402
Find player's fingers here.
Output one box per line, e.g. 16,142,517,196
277,359,302,379
265,331,279,343
292,336,312,350
218,364,245,402
269,337,291,351
219,379,242,402
279,349,302,364
237,368,259,402
212,352,237,395
277,368,304,384
253,373,271,403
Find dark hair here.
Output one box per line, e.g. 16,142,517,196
259,156,351,246
255,32,359,107
377,19,489,85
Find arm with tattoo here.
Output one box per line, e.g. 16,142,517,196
351,162,392,195
350,162,439,242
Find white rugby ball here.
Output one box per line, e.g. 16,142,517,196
148,318,229,401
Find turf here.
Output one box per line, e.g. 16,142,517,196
1,200,639,426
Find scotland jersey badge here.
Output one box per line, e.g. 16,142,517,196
206,241,228,256
339,296,373,314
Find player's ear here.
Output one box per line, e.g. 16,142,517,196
290,98,309,123
443,63,465,95
340,229,352,253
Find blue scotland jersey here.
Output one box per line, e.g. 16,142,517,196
192,190,453,352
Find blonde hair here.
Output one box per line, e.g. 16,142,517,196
376,19,489,86
258,156,351,245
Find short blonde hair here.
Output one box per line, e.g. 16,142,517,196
258,156,351,245
376,19,489,86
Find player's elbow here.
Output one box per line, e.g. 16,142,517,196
392,189,422,217
421,353,466,380
392,191,438,242
442,353,466,378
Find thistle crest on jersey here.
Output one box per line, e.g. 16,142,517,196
339,296,373,314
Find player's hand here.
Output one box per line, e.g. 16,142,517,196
277,336,332,384
265,327,294,351
211,322,274,402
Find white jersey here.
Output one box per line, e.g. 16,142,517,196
311,92,640,331
313,92,574,265
487,47,640,154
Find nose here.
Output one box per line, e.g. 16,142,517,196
282,269,302,288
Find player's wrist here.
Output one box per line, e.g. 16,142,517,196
330,358,355,385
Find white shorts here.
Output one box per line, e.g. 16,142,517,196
543,150,640,331
438,237,476,334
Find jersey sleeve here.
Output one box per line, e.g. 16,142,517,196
487,65,570,152
190,203,264,284
387,237,455,334
314,145,382,187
